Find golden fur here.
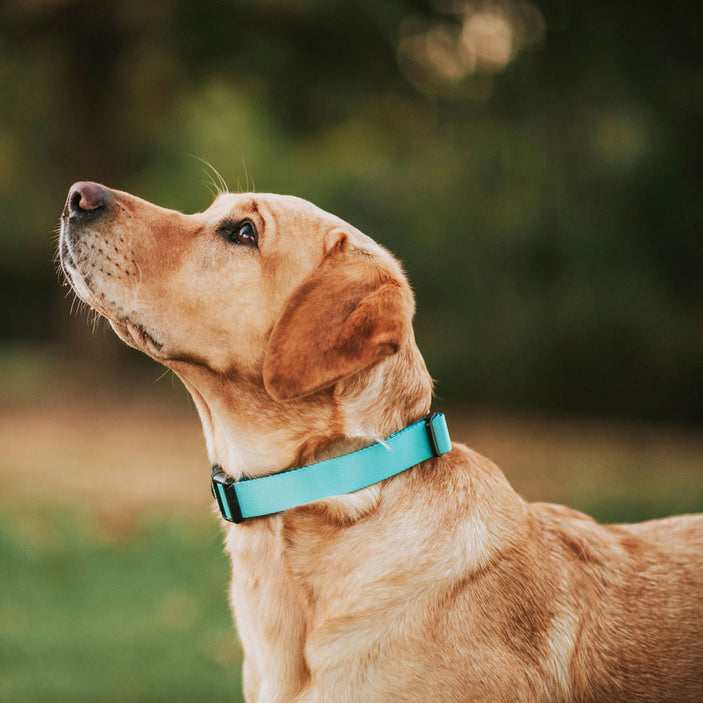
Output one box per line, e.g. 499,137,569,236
60,183,703,702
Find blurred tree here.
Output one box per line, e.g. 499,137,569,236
0,0,700,421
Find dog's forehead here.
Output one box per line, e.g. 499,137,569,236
207,192,342,228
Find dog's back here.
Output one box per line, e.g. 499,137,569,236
534,503,703,702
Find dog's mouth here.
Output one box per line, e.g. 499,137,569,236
59,233,77,281
59,229,100,308
60,226,165,359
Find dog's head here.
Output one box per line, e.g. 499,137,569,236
60,182,432,475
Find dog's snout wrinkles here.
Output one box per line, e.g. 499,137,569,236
67,181,107,216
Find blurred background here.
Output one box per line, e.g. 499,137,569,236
1,1,701,701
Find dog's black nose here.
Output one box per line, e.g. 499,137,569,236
67,181,107,216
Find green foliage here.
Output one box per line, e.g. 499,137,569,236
575,474,703,525
0,0,701,421
0,485,700,702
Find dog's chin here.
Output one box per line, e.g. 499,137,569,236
110,319,166,359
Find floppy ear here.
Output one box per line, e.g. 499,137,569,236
263,236,413,401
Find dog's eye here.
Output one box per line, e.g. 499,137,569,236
229,221,258,247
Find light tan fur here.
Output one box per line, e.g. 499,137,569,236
60,184,703,703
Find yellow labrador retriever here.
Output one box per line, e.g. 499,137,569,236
59,182,702,703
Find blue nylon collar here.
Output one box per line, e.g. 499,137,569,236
211,412,451,523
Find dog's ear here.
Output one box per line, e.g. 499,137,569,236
263,234,413,401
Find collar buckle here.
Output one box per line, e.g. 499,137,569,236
211,466,244,523
424,411,452,457
424,412,442,457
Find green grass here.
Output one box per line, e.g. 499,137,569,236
0,504,244,703
3,493,702,703
1,388,701,703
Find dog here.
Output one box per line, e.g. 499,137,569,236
59,182,702,703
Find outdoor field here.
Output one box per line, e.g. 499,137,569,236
2,353,702,703
2,1,702,701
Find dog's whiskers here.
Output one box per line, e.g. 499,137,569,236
153,367,171,384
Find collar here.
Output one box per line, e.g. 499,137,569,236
211,412,451,523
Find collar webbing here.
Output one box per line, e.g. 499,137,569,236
211,412,451,523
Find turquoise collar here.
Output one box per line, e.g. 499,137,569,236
211,412,451,523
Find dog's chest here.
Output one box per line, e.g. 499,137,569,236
224,520,311,699
221,504,503,702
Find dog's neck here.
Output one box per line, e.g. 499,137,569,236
171,340,433,482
